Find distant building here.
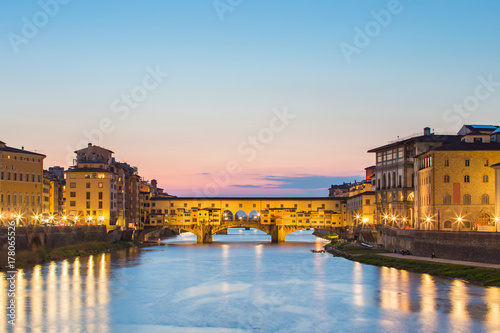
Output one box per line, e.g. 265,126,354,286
65,143,142,230
415,129,500,231
368,127,460,227
346,167,376,227
0,140,46,224
43,167,65,218
328,183,351,197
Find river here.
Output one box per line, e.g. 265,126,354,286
2,229,500,332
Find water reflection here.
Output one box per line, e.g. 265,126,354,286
1,230,499,332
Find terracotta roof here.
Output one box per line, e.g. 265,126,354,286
0,145,46,157
432,142,500,151
368,135,460,153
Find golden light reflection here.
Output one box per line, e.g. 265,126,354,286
31,265,43,333
399,270,410,313
0,272,5,329
380,267,399,310
353,262,364,307
255,245,263,273
86,255,96,313
60,260,70,326
418,274,437,332
16,269,26,328
222,244,230,275
72,258,82,329
98,254,110,332
449,280,471,331
47,262,57,327
485,287,500,329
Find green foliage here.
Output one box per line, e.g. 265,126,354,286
354,254,500,286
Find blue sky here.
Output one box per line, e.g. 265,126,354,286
1,0,499,196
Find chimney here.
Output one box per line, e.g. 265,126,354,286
424,127,431,136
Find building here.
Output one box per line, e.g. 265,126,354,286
0,140,46,224
65,143,142,230
415,129,500,231
345,167,376,227
492,163,500,231
43,167,65,219
368,127,460,228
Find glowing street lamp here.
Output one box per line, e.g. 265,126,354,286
494,217,499,232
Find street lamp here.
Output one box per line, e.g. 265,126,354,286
426,217,431,230
495,217,499,232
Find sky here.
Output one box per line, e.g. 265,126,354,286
1,0,500,196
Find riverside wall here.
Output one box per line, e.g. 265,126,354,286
378,226,500,264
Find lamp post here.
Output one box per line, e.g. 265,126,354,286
426,217,431,230
457,217,463,231
495,217,499,232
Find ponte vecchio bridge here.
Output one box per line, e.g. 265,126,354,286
150,197,346,243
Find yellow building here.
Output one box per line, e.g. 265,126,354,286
0,140,46,225
415,136,500,231
345,166,376,228
65,143,142,230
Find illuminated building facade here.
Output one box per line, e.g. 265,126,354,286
65,143,141,229
369,127,460,228
0,140,46,224
415,129,500,231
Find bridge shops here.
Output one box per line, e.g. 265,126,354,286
149,197,347,243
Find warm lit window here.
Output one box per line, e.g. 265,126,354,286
70,182,76,188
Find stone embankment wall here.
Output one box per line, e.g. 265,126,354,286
379,226,500,264
0,226,112,253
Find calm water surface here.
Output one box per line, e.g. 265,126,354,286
2,229,500,333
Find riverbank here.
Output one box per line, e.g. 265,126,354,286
4,240,139,268
325,243,500,286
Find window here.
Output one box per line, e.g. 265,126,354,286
444,175,450,183
70,192,76,197
482,194,489,205
464,175,470,183
483,175,489,183
184,203,187,208
99,192,103,200
0,172,3,180
444,221,452,228
239,204,243,208
485,160,489,167
294,204,298,208
474,137,483,143
98,182,103,188
32,174,35,182
86,192,91,200
37,175,41,182
70,201,76,207
86,202,91,209
7,172,11,180
70,182,76,188
366,199,370,205
13,173,17,181
86,182,91,188
465,159,470,167
99,201,103,209
19,173,23,181
463,194,471,205
443,194,451,205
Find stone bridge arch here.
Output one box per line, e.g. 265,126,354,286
173,222,329,244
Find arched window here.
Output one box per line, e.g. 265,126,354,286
464,175,470,183
482,194,489,205
392,172,396,189
483,175,489,183
383,174,387,189
444,175,450,183
444,220,452,228
443,194,451,205
463,194,471,205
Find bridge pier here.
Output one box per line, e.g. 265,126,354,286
271,225,285,243
197,225,213,243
